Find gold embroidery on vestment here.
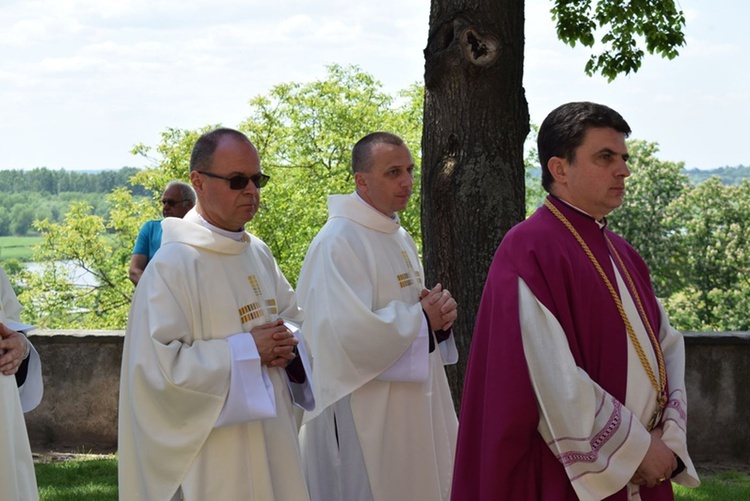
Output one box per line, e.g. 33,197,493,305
238,275,277,324
398,250,423,290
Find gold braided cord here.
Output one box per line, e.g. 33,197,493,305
604,233,668,401
543,199,667,427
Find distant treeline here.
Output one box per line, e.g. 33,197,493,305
527,164,749,186
684,165,749,185
0,167,151,238
0,164,746,239
0,167,150,196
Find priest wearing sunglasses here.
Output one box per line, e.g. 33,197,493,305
128,181,195,285
119,127,314,500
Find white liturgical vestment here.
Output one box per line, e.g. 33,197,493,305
0,267,42,501
118,210,312,501
298,193,458,501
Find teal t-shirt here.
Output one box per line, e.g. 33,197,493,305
132,220,163,262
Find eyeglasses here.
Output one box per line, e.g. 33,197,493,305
196,170,270,190
161,199,190,207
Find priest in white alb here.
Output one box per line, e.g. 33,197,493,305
118,128,314,501
297,132,459,501
0,266,43,501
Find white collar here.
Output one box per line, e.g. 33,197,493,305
556,198,606,229
354,192,398,221
195,212,246,242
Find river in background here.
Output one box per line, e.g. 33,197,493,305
24,261,99,287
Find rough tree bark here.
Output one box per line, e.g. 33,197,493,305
422,0,528,407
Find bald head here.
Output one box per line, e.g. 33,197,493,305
190,128,255,174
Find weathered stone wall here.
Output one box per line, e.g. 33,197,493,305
683,331,750,463
23,330,750,462
25,330,124,450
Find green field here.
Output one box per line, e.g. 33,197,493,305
0,235,41,262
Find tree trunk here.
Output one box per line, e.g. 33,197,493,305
422,0,528,408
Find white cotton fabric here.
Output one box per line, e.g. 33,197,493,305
298,193,458,501
0,266,40,501
118,209,311,501
520,260,699,500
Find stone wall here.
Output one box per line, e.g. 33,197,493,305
25,330,124,450
24,329,750,462
683,331,750,463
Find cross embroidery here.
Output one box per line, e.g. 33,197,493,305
397,250,423,290
238,275,278,325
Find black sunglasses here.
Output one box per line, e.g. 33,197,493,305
161,199,190,207
196,170,270,190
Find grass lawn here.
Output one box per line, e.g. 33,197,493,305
0,235,41,262
674,471,750,500
35,455,117,501
33,455,750,500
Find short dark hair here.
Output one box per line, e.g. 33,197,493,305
164,180,196,205
190,128,252,173
351,132,406,174
538,102,631,192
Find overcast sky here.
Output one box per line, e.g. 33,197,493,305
0,0,745,171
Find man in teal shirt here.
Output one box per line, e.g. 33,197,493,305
129,181,195,285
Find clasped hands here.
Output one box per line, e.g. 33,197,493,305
631,427,678,488
420,283,458,332
0,322,28,376
250,318,298,368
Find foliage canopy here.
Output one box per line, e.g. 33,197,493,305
18,65,423,328
551,0,686,80
12,68,750,333
607,147,750,331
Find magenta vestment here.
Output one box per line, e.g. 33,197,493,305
452,196,673,500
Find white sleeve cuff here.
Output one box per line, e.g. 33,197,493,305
284,322,315,411
214,332,277,428
377,315,429,382
439,331,459,365
19,341,43,413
